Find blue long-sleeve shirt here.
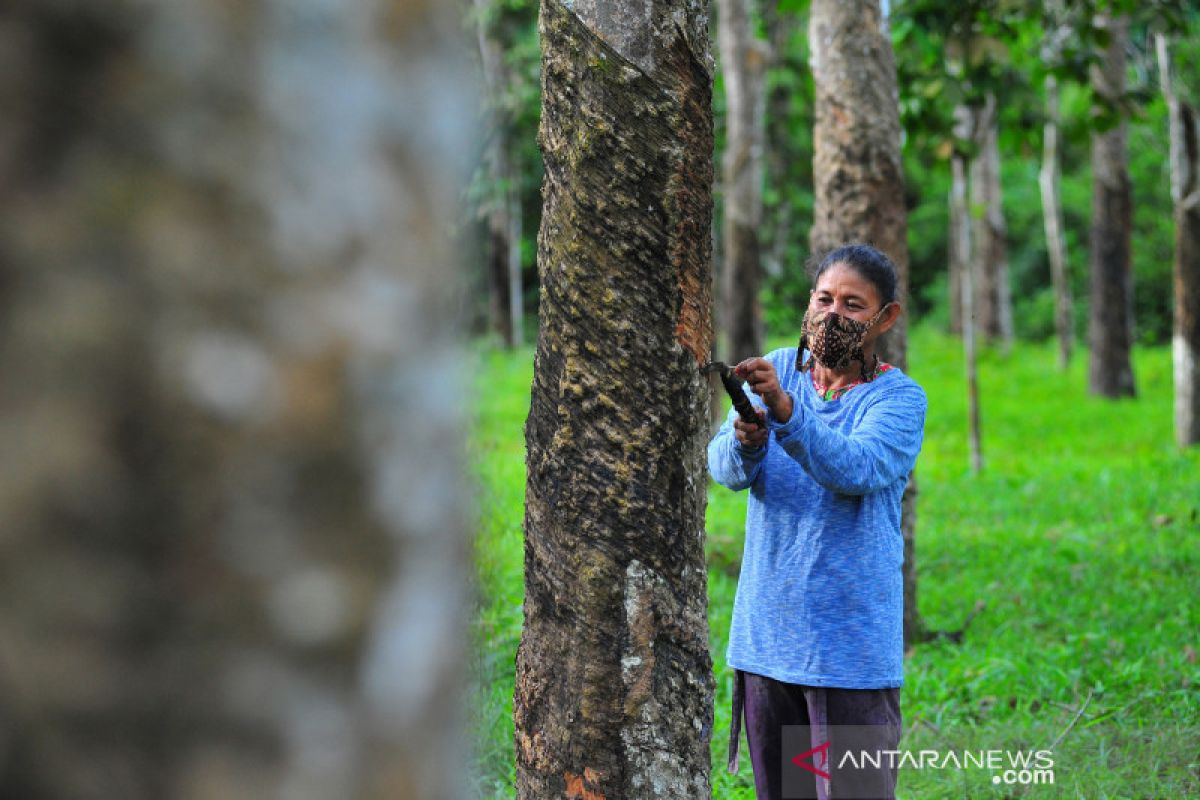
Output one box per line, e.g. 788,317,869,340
708,346,927,688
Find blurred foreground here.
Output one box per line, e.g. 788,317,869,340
0,2,474,797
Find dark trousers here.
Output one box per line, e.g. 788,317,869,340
728,670,901,800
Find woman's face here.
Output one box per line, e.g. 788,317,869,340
809,262,885,324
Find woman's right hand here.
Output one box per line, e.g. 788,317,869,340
733,408,768,450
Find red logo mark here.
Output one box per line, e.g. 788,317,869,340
791,740,831,780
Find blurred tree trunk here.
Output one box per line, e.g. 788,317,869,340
948,163,966,336
1087,13,1136,398
762,2,797,290
718,0,767,361
475,0,525,348
514,2,715,797
951,104,984,475
1040,74,1074,370
0,2,472,798
1157,34,1200,447
808,0,924,644
970,92,1014,352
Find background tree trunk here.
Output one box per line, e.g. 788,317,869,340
1087,13,1137,398
809,0,908,356
950,101,984,475
956,149,985,476
762,2,797,289
1157,34,1200,447
476,0,525,348
514,2,715,797
808,0,923,645
970,92,1014,352
948,166,966,336
0,1,473,798
949,103,975,344
1040,74,1075,370
719,0,767,361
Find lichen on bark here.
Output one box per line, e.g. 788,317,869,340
515,1,714,797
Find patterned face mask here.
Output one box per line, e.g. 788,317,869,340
796,305,890,380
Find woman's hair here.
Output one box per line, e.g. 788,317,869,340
808,244,898,306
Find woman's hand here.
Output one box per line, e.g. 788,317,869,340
733,408,768,450
735,358,793,423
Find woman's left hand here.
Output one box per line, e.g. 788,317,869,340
735,358,792,423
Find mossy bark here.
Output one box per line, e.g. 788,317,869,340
514,1,715,797
807,0,924,645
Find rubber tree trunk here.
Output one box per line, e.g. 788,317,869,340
762,2,797,286
950,101,984,476
970,92,1014,352
718,0,767,361
514,2,715,797
1157,34,1200,447
476,0,525,347
0,2,473,798
808,0,923,645
1040,75,1075,370
948,165,966,336
1087,13,1137,398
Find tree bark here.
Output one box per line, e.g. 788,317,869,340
1157,34,1200,446
1087,13,1137,398
955,147,985,476
970,92,1014,352
762,2,797,286
0,1,473,798
809,0,908,360
476,0,524,347
808,0,923,645
950,100,984,475
718,0,767,361
514,2,715,797
1040,74,1075,369
948,164,966,336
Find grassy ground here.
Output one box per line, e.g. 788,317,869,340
467,326,1200,798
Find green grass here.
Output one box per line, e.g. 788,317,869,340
468,327,1200,798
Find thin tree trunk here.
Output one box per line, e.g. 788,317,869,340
0,2,473,798
970,92,1014,352
762,0,794,284
950,100,983,474
953,146,984,475
948,173,965,335
808,0,922,645
476,0,521,347
486,175,515,345
1040,74,1074,369
719,0,767,361
509,183,526,346
1087,13,1137,397
514,2,715,797
1157,34,1200,446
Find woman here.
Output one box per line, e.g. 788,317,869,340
708,244,927,800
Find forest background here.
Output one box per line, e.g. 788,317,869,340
467,0,1200,797
467,0,1196,350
